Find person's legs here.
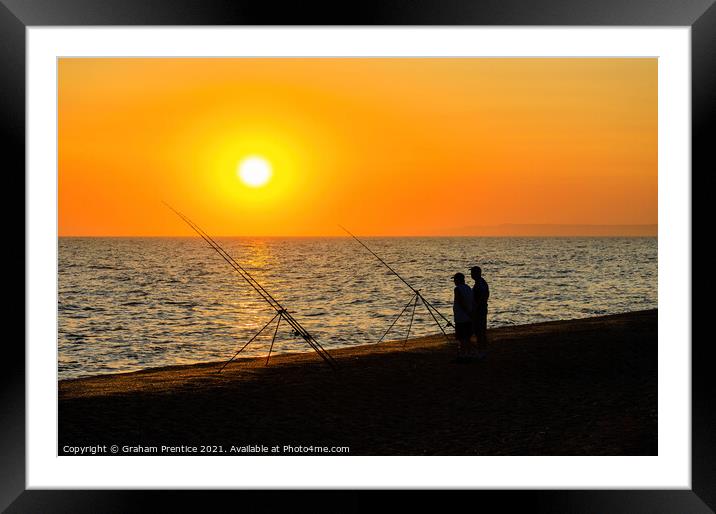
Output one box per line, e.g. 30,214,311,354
455,322,471,358
471,319,480,355
477,309,488,349
470,308,487,357
467,323,478,356
463,333,474,357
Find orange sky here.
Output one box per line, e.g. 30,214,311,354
58,58,657,236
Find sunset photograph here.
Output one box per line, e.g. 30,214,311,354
58,57,657,456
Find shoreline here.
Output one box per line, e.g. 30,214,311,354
59,309,657,455
59,309,656,386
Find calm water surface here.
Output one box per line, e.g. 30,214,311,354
58,237,657,379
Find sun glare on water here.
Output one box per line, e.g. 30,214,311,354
238,156,272,187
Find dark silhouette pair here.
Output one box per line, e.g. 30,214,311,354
452,266,489,362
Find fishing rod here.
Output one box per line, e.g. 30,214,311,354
339,225,453,344
165,202,337,371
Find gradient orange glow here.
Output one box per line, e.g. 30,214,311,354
59,58,657,236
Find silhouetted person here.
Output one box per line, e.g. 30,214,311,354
452,272,474,362
470,266,490,354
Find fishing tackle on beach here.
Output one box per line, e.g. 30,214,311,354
165,202,337,371
340,225,453,344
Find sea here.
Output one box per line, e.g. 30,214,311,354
58,237,657,379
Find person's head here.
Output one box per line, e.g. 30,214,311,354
469,266,482,280
452,272,465,285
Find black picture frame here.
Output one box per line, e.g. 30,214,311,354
4,0,713,512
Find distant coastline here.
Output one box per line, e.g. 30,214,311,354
450,224,658,237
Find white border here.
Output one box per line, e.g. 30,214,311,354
27,27,690,489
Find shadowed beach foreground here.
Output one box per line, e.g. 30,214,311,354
59,310,657,456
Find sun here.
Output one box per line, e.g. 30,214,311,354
238,156,272,187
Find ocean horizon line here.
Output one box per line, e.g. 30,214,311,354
58,233,659,239
58,223,658,239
